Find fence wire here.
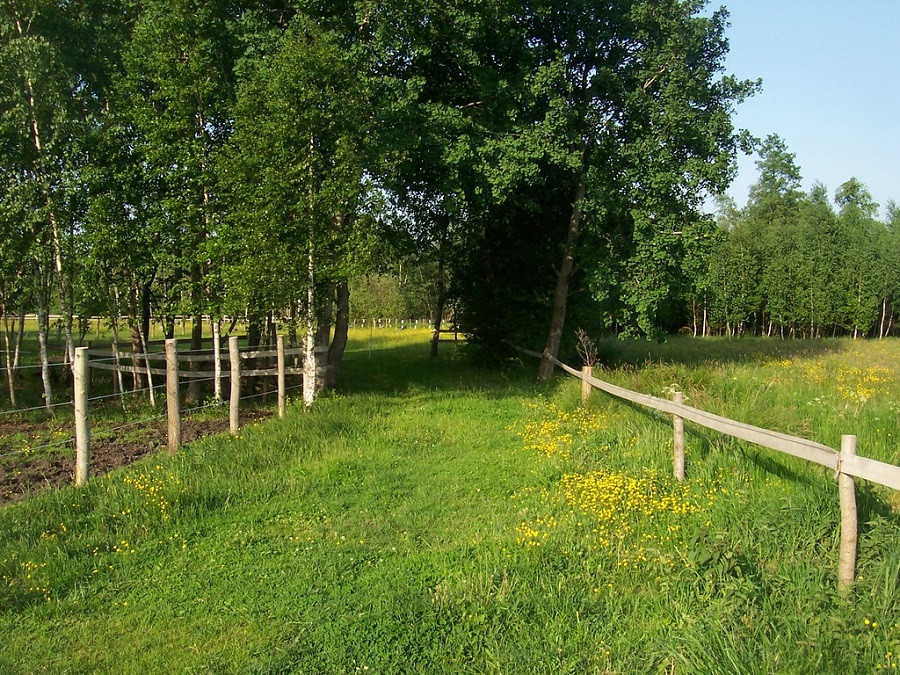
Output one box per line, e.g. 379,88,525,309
87,352,166,365
3,361,70,371
0,435,76,460
1,361,309,466
0,399,74,417
86,382,167,403
99,412,169,435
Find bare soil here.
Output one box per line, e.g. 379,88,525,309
0,409,273,505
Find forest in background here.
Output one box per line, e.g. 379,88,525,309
1,0,896,408
690,136,898,341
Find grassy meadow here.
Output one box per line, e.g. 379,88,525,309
1,329,899,673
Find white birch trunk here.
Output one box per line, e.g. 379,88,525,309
303,247,317,409
13,308,24,370
3,315,16,407
137,323,155,407
303,133,317,408
36,303,52,409
110,319,125,405
213,318,222,401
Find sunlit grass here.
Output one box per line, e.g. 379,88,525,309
0,332,898,672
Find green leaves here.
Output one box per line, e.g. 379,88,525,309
218,13,375,312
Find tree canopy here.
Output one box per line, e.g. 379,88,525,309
1,1,897,405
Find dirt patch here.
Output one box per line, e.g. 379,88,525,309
0,419,71,453
0,409,273,506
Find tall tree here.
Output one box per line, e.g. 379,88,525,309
0,1,80,387
836,178,881,337
744,134,804,335
114,0,241,398
472,0,755,376
220,14,373,406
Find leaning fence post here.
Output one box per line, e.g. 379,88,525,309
673,391,685,482
838,434,858,596
165,339,181,453
229,336,240,435
277,335,286,418
74,347,90,486
581,365,592,405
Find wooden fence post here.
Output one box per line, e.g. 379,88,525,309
838,434,858,596
277,335,286,419
165,339,181,453
229,336,240,435
673,391,685,482
74,347,89,486
581,366,592,405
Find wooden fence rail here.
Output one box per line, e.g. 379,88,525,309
516,345,900,595
86,347,304,362
86,346,307,379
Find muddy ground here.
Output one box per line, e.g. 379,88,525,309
0,409,273,505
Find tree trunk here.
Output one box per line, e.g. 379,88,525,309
137,318,155,407
130,325,144,391
13,307,25,370
48,207,75,373
431,232,447,358
36,298,52,409
303,132,319,408
212,317,222,401
2,307,16,407
537,179,586,382
186,263,204,403
110,316,125,405
327,281,350,388
303,247,317,408
245,305,263,396
702,298,708,337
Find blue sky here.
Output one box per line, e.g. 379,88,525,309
720,1,899,217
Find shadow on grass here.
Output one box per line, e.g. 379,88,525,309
338,340,537,400
594,335,846,369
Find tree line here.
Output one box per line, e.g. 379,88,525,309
690,136,899,340
2,0,768,407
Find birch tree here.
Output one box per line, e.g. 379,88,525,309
221,15,372,407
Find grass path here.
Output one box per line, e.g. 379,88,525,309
1,331,899,672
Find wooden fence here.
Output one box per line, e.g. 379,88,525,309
516,345,900,596
72,337,325,486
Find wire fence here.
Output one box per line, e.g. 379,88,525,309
0,436,77,461
1,340,308,470
0,399,74,417
85,383,167,403
2,361,70,371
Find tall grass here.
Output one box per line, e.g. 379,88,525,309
0,331,897,673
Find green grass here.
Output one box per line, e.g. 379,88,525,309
1,331,899,673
